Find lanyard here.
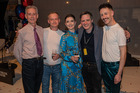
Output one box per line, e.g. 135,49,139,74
84,31,94,45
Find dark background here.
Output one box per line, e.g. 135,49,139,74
33,0,140,56
1,0,140,56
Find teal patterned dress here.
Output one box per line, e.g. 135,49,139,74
59,31,85,93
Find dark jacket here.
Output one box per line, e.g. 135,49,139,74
78,23,103,74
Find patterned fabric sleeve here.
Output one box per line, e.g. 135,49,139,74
60,34,74,62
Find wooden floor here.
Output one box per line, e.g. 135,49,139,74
0,51,140,93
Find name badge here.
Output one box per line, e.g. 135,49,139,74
83,48,87,55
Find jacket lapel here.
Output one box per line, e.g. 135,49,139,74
94,25,98,56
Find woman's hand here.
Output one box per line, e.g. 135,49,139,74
71,56,79,63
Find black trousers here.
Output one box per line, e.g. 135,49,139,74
82,62,102,93
22,58,43,93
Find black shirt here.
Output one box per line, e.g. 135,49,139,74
80,27,96,63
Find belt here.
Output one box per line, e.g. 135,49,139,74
83,62,96,66
103,61,119,65
33,56,46,60
44,63,60,66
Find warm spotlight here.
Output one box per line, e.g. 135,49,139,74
107,0,110,2
66,1,70,4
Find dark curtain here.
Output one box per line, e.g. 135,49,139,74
0,0,9,38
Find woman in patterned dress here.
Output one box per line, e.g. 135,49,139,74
59,14,85,93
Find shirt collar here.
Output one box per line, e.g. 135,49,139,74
27,23,38,31
68,30,76,35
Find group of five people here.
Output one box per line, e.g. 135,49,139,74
14,3,129,93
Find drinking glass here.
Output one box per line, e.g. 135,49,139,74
52,49,57,59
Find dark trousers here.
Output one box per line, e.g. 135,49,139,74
82,62,102,93
22,58,43,93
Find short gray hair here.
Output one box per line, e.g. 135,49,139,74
25,5,38,14
48,12,60,19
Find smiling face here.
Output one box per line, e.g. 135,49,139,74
80,14,93,32
48,13,60,28
25,8,38,26
65,17,76,31
100,7,114,26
